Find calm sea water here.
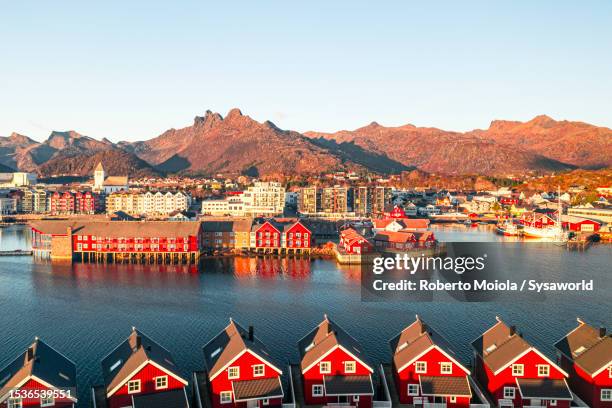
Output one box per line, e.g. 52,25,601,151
0,224,610,407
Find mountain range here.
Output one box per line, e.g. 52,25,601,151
1,109,610,177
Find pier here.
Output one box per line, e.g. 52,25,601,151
0,249,33,256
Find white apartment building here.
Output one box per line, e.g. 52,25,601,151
106,191,190,216
201,182,286,217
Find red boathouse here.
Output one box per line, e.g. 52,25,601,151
554,319,611,408
472,317,573,408
389,316,472,407
298,315,374,408
92,327,189,408
201,319,284,408
0,338,77,408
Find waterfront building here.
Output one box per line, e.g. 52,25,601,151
200,319,284,408
241,182,286,216
567,206,612,224
0,197,17,214
250,219,312,254
105,191,190,217
554,319,612,408
472,317,573,408
297,315,374,407
338,228,373,255
200,218,253,251
298,186,356,218
0,172,37,188
389,316,473,407
201,195,245,217
354,186,393,217
297,187,320,215
0,338,77,408
30,220,201,262
560,215,601,232
92,328,189,408
20,189,48,213
372,218,430,234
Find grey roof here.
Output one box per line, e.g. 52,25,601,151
132,388,189,408
516,378,573,400
0,338,77,400
323,375,374,396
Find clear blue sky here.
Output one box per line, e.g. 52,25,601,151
1,0,611,142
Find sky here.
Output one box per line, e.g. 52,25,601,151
1,0,611,142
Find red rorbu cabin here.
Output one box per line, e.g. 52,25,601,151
298,315,374,408
389,316,473,407
554,319,612,408
472,317,573,408
339,228,374,255
201,319,284,408
251,219,312,252
92,327,189,408
0,338,77,408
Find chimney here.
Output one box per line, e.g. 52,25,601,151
26,346,34,362
421,323,427,334
600,327,607,338
248,326,254,342
135,335,142,351
510,326,517,336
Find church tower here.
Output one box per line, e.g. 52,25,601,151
94,162,105,191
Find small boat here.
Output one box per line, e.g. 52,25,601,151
522,225,568,241
496,221,519,236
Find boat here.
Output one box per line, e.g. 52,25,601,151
429,212,469,220
496,221,519,236
521,187,568,242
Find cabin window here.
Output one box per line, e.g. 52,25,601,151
220,391,233,404
609,366,612,378
537,364,550,377
128,379,141,394
407,384,419,396
440,362,452,374
344,361,357,373
41,396,54,407
155,375,168,389
353,395,360,402
253,364,265,377
415,361,427,373
262,398,270,405
312,384,324,397
8,398,22,408
602,389,612,401
511,364,524,376
450,396,457,403
549,400,557,406
319,361,331,374
228,366,240,379
503,387,515,399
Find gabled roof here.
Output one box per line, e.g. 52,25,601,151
390,316,469,374
30,220,201,238
554,319,611,377
104,176,128,186
298,315,373,374
101,328,187,397
472,317,564,376
374,231,416,243
95,162,104,172
203,319,282,381
0,338,77,402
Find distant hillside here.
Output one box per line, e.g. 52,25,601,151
38,149,161,178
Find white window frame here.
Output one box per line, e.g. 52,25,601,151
228,366,240,379
155,375,168,390
344,361,357,373
353,395,360,402
511,364,524,376
609,366,612,378
319,361,331,374
415,361,427,374
440,362,452,374
537,364,550,377
503,387,516,399
450,396,457,403
262,398,270,405
549,400,557,406
407,384,420,396
8,398,23,408
128,379,141,394
602,389,612,402
220,391,233,404
41,396,54,407
312,384,324,397
253,364,265,377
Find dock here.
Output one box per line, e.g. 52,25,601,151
0,250,33,256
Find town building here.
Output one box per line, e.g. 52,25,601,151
0,338,77,408
297,187,321,215
92,328,189,408
298,186,355,218
200,218,253,251
250,219,312,254
338,228,374,255
554,319,612,408
560,215,601,232
200,319,284,408
389,316,473,407
49,191,98,215
92,163,129,194
241,182,286,216
106,191,191,217
30,220,201,262
201,195,245,217
297,315,374,407
0,196,17,214
354,186,393,217
20,189,48,213
0,172,37,188
472,317,573,407
567,207,612,224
